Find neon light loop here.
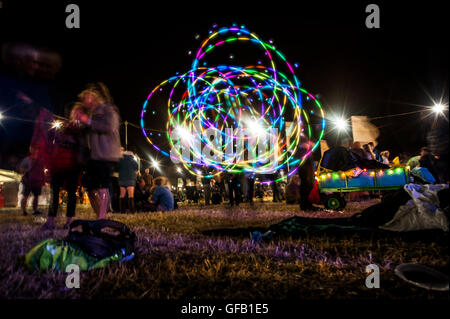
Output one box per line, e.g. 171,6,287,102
140,26,326,182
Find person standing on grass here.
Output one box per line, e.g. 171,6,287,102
41,105,85,230
142,168,153,191
118,146,139,213
19,145,45,216
298,138,318,211
74,82,121,220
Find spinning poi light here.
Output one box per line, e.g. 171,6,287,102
140,26,326,182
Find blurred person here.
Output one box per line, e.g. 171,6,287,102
419,147,440,183
41,106,84,230
226,172,241,207
285,175,300,204
363,143,376,160
368,142,382,162
118,146,138,213
427,121,449,183
149,176,174,212
74,82,121,220
19,146,45,216
351,141,366,159
298,139,318,211
134,177,152,211
201,166,212,205
142,168,153,191
246,172,256,204
380,150,390,166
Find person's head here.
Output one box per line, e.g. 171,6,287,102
363,144,371,152
137,177,146,189
120,146,125,153
381,150,390,158
289,175,299,185
154,176,167,186
339,136,352,149
78,82,112,110
70,102,90,121
368,142,375,150
352,141,362,149
420,147,430,157
145,168,150,175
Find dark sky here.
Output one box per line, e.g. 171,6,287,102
1,0,448,168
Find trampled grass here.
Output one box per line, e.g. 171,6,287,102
0,200,448,299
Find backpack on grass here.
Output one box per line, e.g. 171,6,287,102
25,219,136,272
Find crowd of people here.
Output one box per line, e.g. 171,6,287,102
14,82,175,230
8,81,448,230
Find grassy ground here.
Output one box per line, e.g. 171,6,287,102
0,199,448,299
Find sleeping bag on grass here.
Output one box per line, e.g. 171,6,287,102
25,219,136,272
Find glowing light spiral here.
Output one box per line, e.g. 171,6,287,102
141,26,326,182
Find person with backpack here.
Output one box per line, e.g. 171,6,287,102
19,145,46,216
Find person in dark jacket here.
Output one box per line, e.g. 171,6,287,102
419,147,440,183
118,147,139,213
285,175,300,204
73,82,121,220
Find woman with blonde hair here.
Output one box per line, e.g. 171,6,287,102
73,82,121,220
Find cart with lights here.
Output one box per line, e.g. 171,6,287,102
316,166,411,210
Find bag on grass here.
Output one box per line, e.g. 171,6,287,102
25,219,136,272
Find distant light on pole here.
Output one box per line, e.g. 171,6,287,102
177,167,182,174
433,103,445,114
151,159,159,169
0,112,3,121
332,117,348,131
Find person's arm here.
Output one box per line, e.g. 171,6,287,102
86,105,119,134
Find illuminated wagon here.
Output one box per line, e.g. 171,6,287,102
316,166,411,210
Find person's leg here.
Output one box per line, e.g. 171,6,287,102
44,173,63,228
21,194,29,215
65,170,79,227
107,182,113,213
119,186,127,213
205,185,211,205
127,186,135,213
228,182,234,206
32,188,41,214
97,161,115,219
299,159,315,210
271,183,277,202
88,190,100,217
97,188,109,219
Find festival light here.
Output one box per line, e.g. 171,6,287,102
331,117,348,131
151,159,159,169
51,120,63,130
140,26,327,182
0,111,3,121
177,167,182,173
432,103,445,114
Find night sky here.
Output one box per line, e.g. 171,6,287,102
1,1,448,170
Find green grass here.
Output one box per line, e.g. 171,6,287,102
0,200,448,299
